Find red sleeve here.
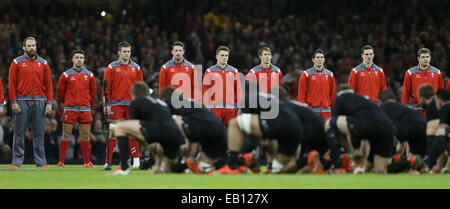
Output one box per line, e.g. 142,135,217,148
56,74,67,103
159,66,167,94
138,68,144,82
278,71,283,84
446,80,450,89
246,70,256,82
401,71,411,105
44,63,53,102
438,73,444,89
192,66,200,102
0,79,4,104
202,70,211,106
235,72,243,105
380,70,387,90
102,66,112,105
298,72,308,103
330,74,336,105
347,69,357,91
90,75,97,101
8,61,18,103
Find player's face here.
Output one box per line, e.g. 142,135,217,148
118,47,131,61
361,49,374,64
216,50,229,66
172,46,185,61
312,53,325,68
24,39,37,58
72,53,85,69
418,53,431,68
259,50,272,65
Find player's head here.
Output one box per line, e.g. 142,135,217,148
417,48,431,68
361,45,374,65
171,41,185,62
377,88,396,104
131,81,150,99
418,83,435,107
71,49,85,69
312,49,325,69
117,41,132,61
436,88,450,110
269,84,289,101
23,36,37,58
159,86,183,101
216,45,230,66
258,47,272,65
336,84,354,96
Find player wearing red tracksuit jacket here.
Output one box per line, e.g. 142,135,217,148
402,48,443,118
102,41,143,170
298,49,336,120
9,37,53,167
159,41,199,101
203,46,243,124
56,50,96,167
247,47,283,93
348,45,387,102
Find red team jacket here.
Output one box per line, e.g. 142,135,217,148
247,64,283,93
348,63,387,102
0,79,3,107
202,64,243,108
298,67,336,109
159,59,199,100
401,65,444,105
57,67,97,107
8,55,53,104
102,59,143,106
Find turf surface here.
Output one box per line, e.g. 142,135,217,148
0,164,449,189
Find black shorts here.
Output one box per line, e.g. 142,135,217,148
396,114,427,156
346,115,395,158
259,108,303,156
140,120,183,159
182,116,227,159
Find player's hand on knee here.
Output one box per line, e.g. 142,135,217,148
45,104,52,114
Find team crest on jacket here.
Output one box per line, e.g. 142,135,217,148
84,75,88,80
37,63,41,67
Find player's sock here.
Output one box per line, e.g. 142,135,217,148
228,151,239,170
106,138,116,164
129,138,140,159
424,136,447,168
59,140,69,164
387,160,410,173
117,136,129,171
80,140,91,164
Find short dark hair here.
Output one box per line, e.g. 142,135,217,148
159,86,183,101
216,45,230,54
418,84,435,99
71,49,85,58
312,49,325,59
258,47,271,56
378,88,396,103
417,48,431,57
118,41,131,50
172,41,185,50
131,81,150,98
361,45,374,54
337,84,353,93
436,88,450,102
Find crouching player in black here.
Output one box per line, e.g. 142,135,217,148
110,82,184,175
378,89,426,173
421,88,450,173
159,86,228,174
325,84,395,173
217,82,303,174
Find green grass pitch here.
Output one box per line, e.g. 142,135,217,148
0,164,449,189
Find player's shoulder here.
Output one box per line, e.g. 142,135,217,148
182,59,195,68
107,60,121,69
129,60,141,70
428,66,441,74
225,65,239,73
323,68,334,76
271,65,281,72
80,67,95,77
13,55,28,64
406,66,420,75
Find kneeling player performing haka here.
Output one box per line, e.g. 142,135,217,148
420,88,450,173
159,87,228,174
378,89,427,173
325,84,395,174
110,82,184,175
218,82,303,174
